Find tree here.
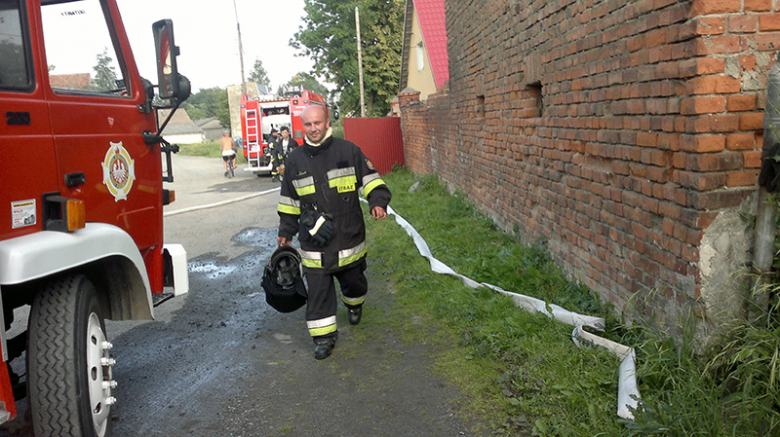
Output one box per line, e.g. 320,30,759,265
276,72,331,101
180,87,231,127
92,48,118,91
291,0,404,117
248,59,270,89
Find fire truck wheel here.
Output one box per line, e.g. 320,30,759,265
27,274,114,437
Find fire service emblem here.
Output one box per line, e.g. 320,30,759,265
102,142,135,202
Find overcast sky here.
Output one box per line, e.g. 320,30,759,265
115,0,319,92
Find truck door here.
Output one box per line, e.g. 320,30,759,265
0,0,58,241
39,0,163,287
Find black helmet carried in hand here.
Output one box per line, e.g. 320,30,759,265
261,246,307,312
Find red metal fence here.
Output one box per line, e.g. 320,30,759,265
343,117,404,175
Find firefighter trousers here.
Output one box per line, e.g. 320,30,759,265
304,259,367,341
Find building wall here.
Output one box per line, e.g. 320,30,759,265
399,0,777,332
406,10,438,100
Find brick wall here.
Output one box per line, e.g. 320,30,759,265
399,0,777,330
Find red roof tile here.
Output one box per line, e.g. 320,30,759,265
415,0,449,88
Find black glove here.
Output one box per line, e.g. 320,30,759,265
300,210,333,247
759,141,780,192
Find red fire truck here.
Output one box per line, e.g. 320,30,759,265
0,1,189,435
240,87,337,176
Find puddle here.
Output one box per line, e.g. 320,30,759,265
232,227,280,250
188,260,238,278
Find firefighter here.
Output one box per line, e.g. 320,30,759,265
276,105,391,360
271,126,297,182
269,128,281,181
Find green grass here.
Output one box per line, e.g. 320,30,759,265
177,141,248,164
365,167,779,437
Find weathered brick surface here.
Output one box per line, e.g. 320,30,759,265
399,0,775,325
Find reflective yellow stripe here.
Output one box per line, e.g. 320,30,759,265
342,295,366,306
309,324,338,337
363,177,386,198
295,185,316,197
307,316,337,337
301,249,323,268
302,258,323,268
277,196,301,215
293,176,316,197
329,175,357,190
328,167,356,179
339,241,367,267
277,204,301,215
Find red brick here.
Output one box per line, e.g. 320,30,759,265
726,171,758,187
759,14,780,31
696,17,726,35
687,76,741,94
637,132,658,147
745,0,772,12
690,0,740,15
727,94,757,112
726,133,757,150
680,134,725,152
686,153,743,171
740,112,764,131
744,150,763,168
678,171,726,190
695,36,740,55
681,96,726,114
728,15,757,33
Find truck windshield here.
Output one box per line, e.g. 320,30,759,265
0,0,31,89
41,0,129,97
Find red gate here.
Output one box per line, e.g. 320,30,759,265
343,117,404,175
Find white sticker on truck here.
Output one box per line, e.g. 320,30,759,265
11,199,36,229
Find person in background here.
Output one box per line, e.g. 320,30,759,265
271,126,298,182
220,131,236,176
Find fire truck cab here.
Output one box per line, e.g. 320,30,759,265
0,0,190,435
240,87,336,176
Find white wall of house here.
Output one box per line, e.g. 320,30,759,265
163,133,205,144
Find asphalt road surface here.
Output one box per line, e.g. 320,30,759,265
0,154,488,437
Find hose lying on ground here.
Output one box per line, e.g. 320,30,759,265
382,203,641,420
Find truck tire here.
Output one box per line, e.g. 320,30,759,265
27,274,114,437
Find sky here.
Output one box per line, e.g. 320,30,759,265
115,0,318,93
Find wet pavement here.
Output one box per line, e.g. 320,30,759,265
0,155,488,437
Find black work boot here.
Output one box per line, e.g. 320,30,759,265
347,306,362,325
313,334,337,360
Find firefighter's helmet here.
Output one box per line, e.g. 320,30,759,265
261,246,307,313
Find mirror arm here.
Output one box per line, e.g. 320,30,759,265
143,98,182,145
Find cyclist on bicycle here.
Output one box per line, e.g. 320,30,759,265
221,131,237,177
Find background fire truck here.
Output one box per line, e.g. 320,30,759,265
240,87,337,176
0,1,189,436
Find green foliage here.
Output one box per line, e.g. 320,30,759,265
277,72,330,101
291,0,404,117
180,87,230,128
91,47,118,91
248,59,270,88
176,141,247,163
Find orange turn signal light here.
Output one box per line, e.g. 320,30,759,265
66,199,86,231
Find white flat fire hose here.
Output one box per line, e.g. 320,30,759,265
380,203,641,419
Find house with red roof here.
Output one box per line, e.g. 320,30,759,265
399,0,449,102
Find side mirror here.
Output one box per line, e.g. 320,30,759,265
330,104,340,121
152,19,188,101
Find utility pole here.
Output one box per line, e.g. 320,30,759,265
355,6,366,117
233,0,246,95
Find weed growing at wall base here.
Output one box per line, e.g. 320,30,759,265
367,168,778,437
